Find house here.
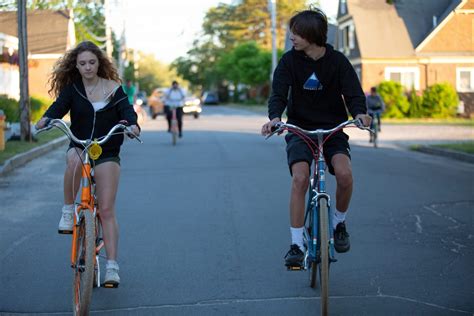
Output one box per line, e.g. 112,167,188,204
0,9,76,99
336,0,474,116
0,32,19,99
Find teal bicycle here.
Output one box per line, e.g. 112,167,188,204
267,119,371,316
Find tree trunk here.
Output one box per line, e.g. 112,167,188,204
18,0,31,142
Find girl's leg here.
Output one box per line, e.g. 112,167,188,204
94,161,121,261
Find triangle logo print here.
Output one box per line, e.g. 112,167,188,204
303,72,323,90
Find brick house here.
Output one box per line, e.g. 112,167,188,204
0,10,76,99
336,0,474,116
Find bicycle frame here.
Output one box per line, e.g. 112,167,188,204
304,132,336,269
71,150,96,268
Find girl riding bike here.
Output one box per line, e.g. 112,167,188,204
35,41,140,287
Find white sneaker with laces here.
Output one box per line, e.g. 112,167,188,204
58,205,74,234
104,261,120,288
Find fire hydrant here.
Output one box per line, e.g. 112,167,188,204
0,110,5,151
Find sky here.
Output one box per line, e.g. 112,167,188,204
113,0,338,64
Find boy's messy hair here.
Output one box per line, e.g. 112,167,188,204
289,7,328,46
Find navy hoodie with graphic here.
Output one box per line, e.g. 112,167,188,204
268,44,366,130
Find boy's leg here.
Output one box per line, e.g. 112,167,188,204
331,153,352,253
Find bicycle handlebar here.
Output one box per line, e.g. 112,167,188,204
266,119,373,140
35,118,143,144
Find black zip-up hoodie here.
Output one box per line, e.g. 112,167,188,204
268,44,366,130
44,79,138,157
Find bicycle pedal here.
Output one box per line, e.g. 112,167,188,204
58,229,73,234
286,265,304,271
102,282,119,288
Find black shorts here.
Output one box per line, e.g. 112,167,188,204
67,144,121,166
285,131,351,175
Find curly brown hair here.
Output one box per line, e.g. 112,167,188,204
48,41,121,98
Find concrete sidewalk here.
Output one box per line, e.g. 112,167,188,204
0,136,68,176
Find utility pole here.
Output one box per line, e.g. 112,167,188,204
104,0,113,58
17,0,31,142
269,0,277,82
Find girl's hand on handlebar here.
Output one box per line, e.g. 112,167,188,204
261,117,281,136
35,117,50,129
355,114,372,127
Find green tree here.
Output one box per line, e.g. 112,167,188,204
135,52,179,95
171,39,222,91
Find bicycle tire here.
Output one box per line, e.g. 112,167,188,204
318,197,330,316
93,215,103,288
308,205,318,288
373,119,378,149
72,210,96,316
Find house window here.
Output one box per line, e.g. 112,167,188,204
339,21,355,55
385,67,420,90
456,68,474,92
341,0,347,15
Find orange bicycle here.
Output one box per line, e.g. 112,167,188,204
36,119,142,315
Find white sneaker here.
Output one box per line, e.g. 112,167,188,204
104,261,120,288
58,205,74,234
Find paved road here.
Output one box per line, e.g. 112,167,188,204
0,106,473,315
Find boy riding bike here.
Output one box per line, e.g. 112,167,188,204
261,8,371,268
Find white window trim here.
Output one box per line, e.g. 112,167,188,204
338,20,355,55
456,67,474,92
384,67,420,90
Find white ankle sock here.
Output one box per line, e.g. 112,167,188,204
62,204,74,213
333,210,347,229
290,227,305,251
106,260,119,269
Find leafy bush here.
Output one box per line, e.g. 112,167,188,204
407,90,424,118
30,95,51,123
0,95,51,123
421,83,459,118
377,81,410,118
0,95,19,122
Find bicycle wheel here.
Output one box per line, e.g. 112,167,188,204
308,206,318,288
72,210,96,316
372,120,378,148
93,215,103,288
318,197,330,316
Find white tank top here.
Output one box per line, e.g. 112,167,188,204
90,83,120,112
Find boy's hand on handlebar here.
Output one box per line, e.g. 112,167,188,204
355,114,372,127
261,117,281,136
129,125,140,136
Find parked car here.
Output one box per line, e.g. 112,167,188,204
135,90,148,106
148,88,166,119
201,91,219,105
183,95,202,119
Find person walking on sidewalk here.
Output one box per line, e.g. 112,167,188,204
261,8,371,267
35,41,140,287
164,81,185,138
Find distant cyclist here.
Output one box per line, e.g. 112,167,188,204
366,86,385,132
164,81,185,138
